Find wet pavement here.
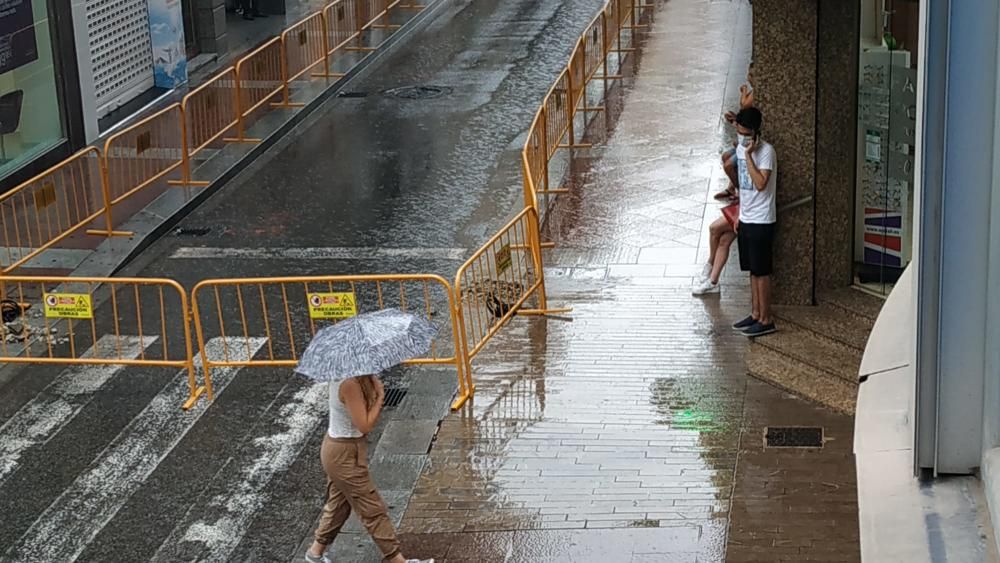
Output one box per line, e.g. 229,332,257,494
0,0,861,561
395,0,861,561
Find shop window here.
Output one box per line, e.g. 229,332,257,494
854,0,919,296
0,0,66,180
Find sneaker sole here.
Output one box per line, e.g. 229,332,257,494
744,327,777,338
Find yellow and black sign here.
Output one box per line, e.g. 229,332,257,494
43,293,93,319
495,244,512,274
307,292,357,320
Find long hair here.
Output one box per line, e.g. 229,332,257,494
357,375,379,411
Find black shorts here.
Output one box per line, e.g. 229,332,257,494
737,222,776,276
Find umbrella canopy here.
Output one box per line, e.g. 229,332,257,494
294,308,438,382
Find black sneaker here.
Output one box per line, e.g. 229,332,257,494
743,322,777,338
732,315,756,330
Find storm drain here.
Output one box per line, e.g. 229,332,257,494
383,85,452,100
173,227,211,237
382,387,408,408
765,426,824,448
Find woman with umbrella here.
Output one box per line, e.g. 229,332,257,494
300,309,436,563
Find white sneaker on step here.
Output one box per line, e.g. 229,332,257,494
691,279,720,296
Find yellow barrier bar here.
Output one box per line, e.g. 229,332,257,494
281,11,331,84
453,207,569,402
190,274,469,408
90,103,185,237
0,147,109,273
0,275,199,408
171,67,240,187
234,37,284,139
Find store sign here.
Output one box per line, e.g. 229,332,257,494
0,0,38,74
148,0,187,88
307,292,358,320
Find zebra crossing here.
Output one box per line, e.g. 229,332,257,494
0,336,330,563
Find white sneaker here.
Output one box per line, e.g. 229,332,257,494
692,279,720,296
699,262,713,281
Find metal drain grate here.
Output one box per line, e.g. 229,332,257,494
765,426,824,448
382,387,408,408
383,85,452,100
173,227,211,236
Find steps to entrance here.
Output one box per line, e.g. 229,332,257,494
746,288,882,415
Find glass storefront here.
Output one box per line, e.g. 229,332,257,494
854,0,920,296
0,0,66,180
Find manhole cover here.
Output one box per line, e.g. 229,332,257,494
383,85,452,100
383,387,408,408
765,426,824,448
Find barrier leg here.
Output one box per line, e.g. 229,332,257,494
86,162,135,237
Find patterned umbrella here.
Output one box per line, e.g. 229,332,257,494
294,308,438,381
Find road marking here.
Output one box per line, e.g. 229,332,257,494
0,335,158,485
169,246,468,261
152,382,327,561
6,337,268,563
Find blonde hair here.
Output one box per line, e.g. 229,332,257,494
357,375,379,411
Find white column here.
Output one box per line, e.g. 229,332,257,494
915,0,1000,475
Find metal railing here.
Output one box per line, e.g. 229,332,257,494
190,274,468,407
521,0,650,218
0,148,106,273
0,275,198,406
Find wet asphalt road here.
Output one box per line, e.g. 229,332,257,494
0,0,609,561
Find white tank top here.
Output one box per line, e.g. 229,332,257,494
328,380,363,438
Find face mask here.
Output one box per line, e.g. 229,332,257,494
738,134,752,147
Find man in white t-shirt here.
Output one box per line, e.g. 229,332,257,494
730,108,778,337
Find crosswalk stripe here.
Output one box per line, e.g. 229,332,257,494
5,337,268,563
0,335,158,486
152,382,327,561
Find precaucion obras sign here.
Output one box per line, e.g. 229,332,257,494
43,293,93,319
307,292,357,320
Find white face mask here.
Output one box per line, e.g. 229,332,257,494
738,134,752,147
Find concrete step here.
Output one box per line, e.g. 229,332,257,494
773,302,875,353
747,344,858,415
818,286,886,324
752,324,862,384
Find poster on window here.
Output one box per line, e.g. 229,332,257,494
148,0,187,88
0,0,38,75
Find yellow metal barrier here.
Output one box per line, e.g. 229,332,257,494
96,104,185,237
521,0,645,215
0,148,107,274
190,274,470,408
0,276,199,407
174,67,240,186
453,207,569,399
325,0,362,57
233,37,285,140
282,12,332,86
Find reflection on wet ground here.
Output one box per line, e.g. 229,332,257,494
398,1,860,561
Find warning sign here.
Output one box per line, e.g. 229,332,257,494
495,244,512,274
307,292,357,320
43,293,93,319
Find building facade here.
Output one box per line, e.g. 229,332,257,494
0,0,190,192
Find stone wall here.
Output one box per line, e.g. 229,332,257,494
751,0,859,305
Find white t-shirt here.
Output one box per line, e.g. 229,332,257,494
736,141,777,224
